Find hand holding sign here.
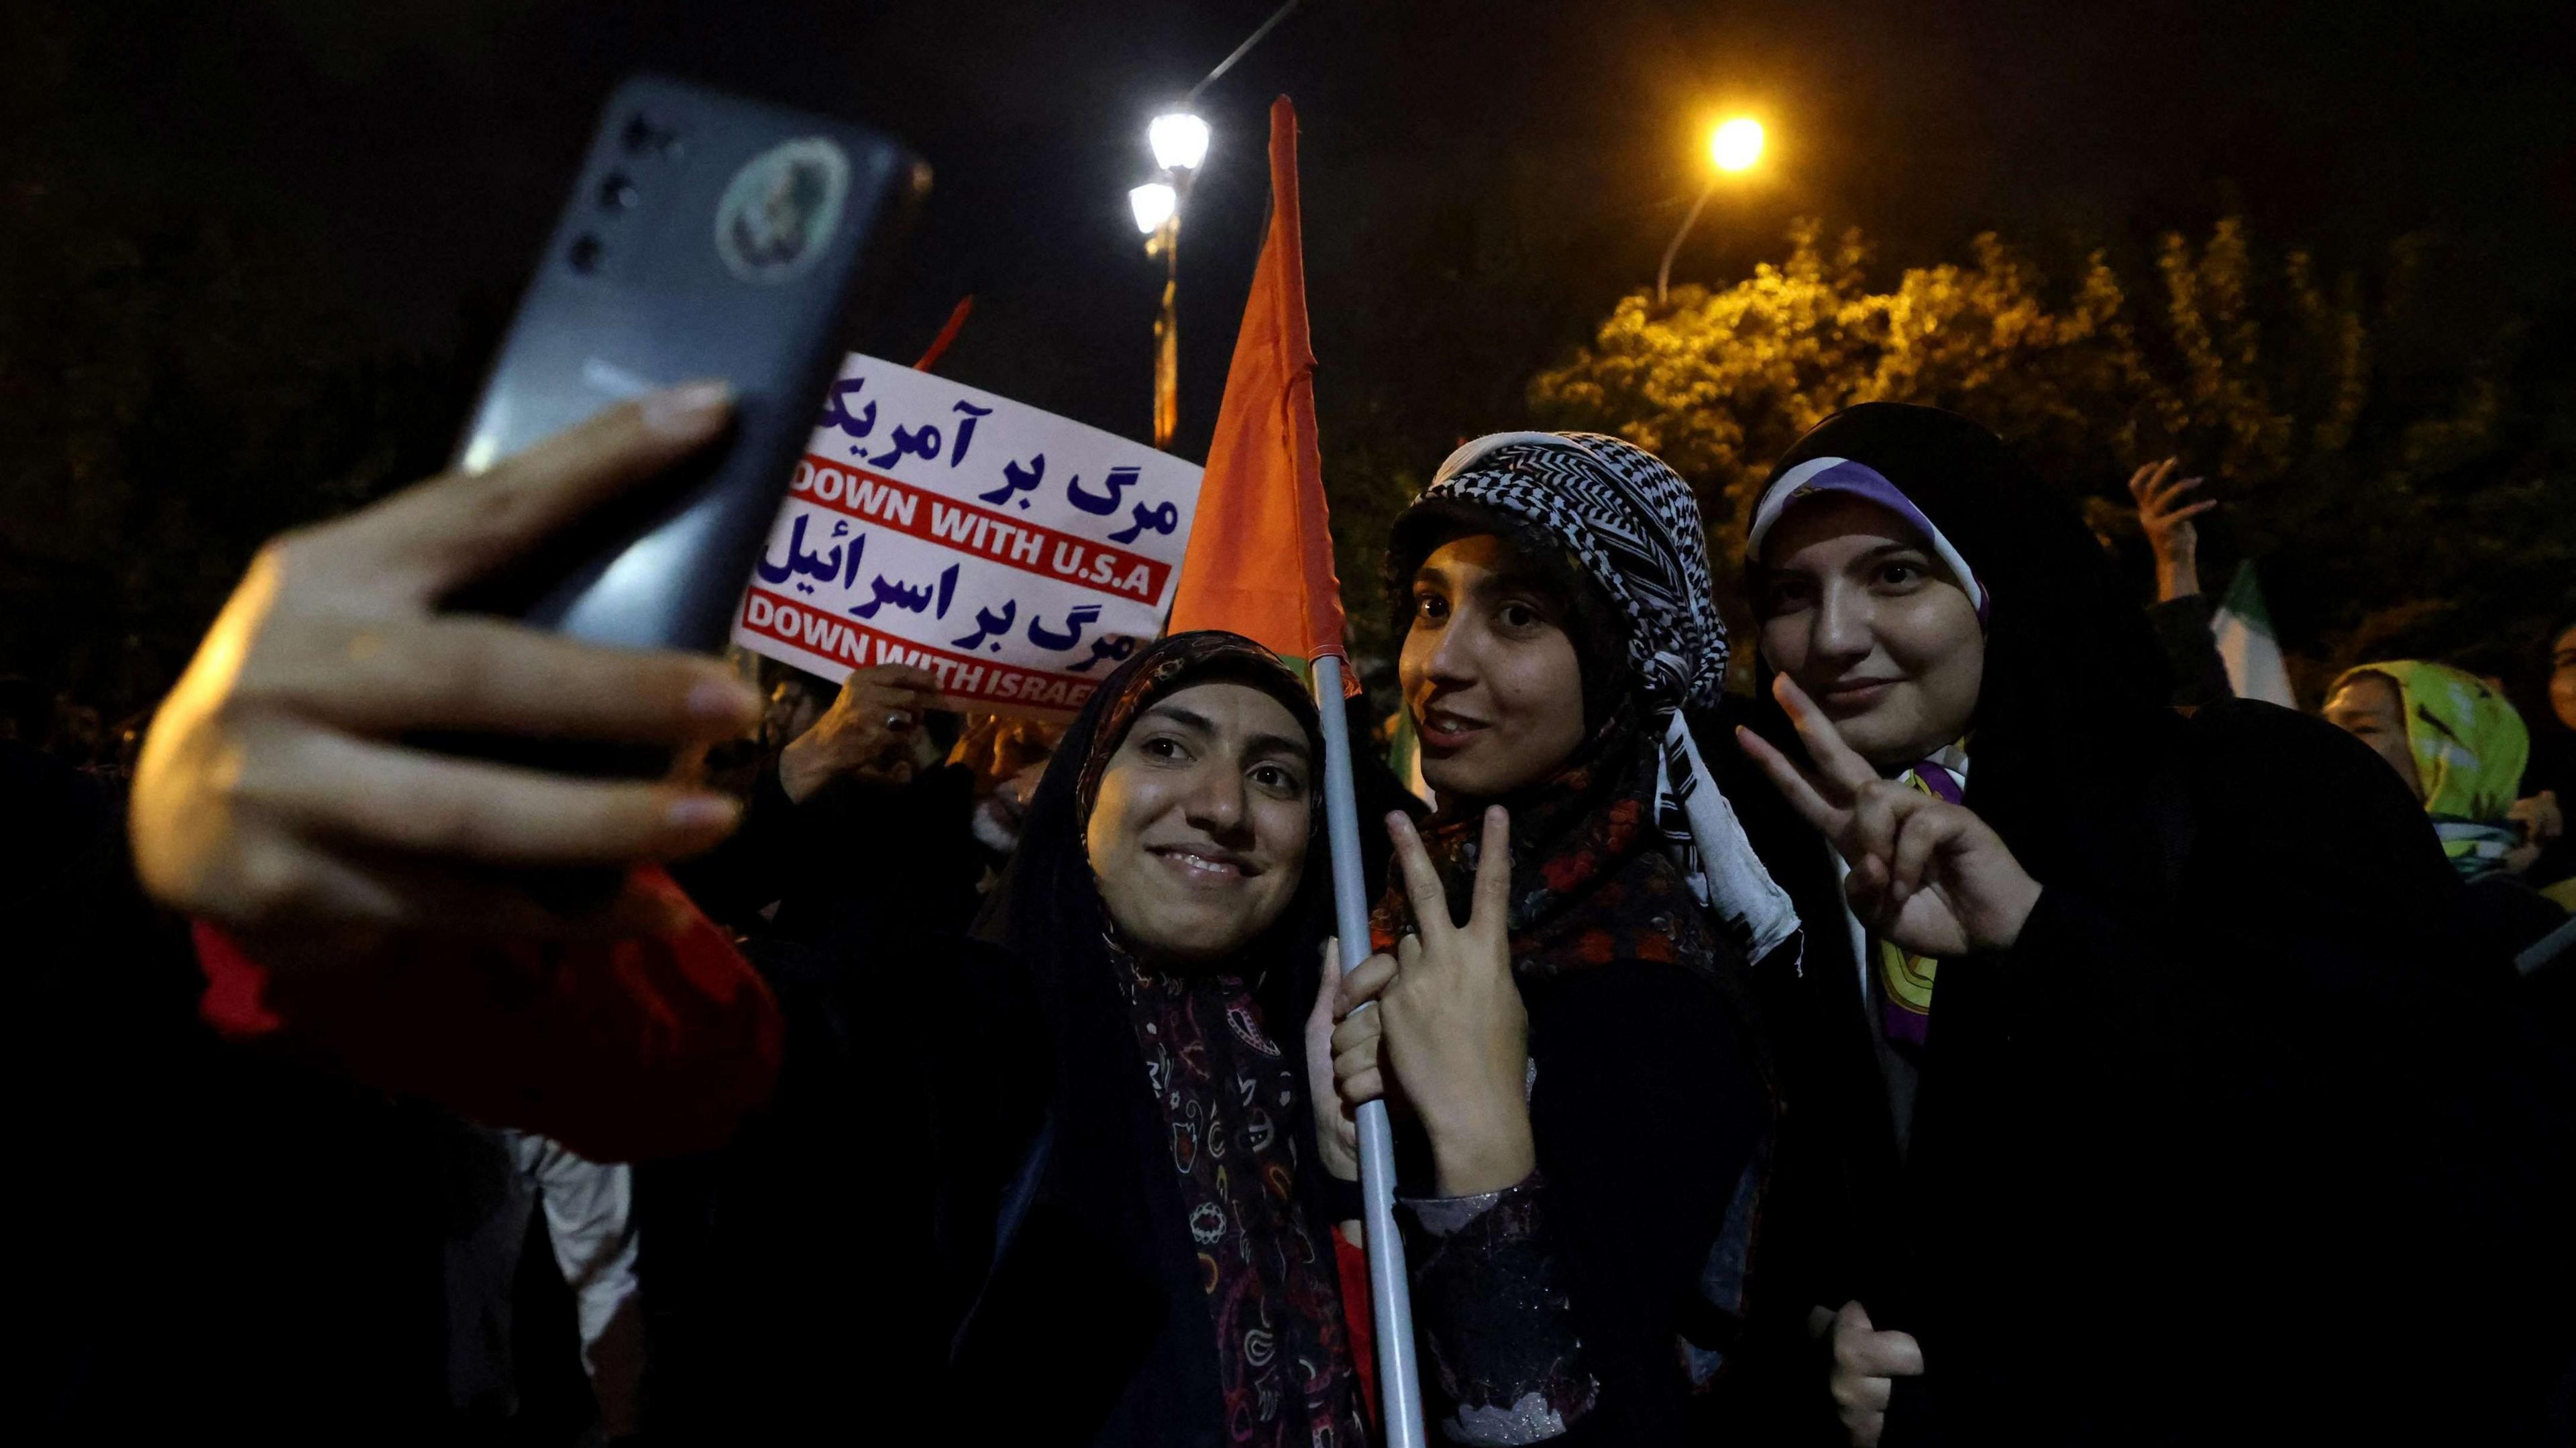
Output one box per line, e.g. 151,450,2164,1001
777,663,949,801
1735,674,2039,955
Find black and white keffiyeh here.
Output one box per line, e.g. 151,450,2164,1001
1417,431,1799,964
1427,432,1729,708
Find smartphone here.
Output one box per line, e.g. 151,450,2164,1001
429,75,922,907
445,72,926,655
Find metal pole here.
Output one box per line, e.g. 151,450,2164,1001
1185,0,1304,106
1311,653,1426,1448
2517,911,2576,975
1656,177,1718,304
1152,214,1180,450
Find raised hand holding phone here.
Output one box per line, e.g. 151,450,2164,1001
1736,673,2040,955
129,387,764,962
133,73,929,958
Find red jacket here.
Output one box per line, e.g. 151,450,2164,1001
195,869,780,1162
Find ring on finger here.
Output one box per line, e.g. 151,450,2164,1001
884,710,914,733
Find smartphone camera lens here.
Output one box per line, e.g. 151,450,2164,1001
598,172,639,211
568,234,606,274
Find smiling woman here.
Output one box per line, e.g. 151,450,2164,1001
631,630,1416,1443
1081,680,1315,965
1324,431,1802,1445
1732,402,2574,1446
953,630,1375,1444
1749,492,1985,769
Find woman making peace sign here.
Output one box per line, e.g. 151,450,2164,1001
1733,403,2571,1446
1328,433,1803,1443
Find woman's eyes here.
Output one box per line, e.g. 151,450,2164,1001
1136,735,1303,795
1248,763,1307,797
1759,579,1814,614
1409,590,1551,636
1873,560,1929,589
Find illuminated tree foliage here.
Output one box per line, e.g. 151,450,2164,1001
1529,219,2572,681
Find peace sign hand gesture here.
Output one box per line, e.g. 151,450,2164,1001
1735,675,2041,957
1328,805,1537,1196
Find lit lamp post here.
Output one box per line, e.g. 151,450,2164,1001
1657,115,1764,304
1132,110,1210,450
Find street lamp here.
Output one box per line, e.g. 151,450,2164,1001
1134,110,1207,450
1149,111,1211,171
1128,181,1177,234
1711,117,1764,173
1658,115,1766,304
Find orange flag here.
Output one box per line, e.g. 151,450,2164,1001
1167,96,1356,693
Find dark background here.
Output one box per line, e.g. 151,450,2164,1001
6,0,2572,722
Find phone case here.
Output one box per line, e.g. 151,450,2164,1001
449,73,926,655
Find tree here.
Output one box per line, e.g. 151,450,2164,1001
1528,217,2573,691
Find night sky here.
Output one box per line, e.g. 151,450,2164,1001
14,0,2575,469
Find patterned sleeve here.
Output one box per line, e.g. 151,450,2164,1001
1398,1172,1599,1444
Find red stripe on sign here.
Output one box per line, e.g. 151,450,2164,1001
739,586,1104,715
783,455,1173,602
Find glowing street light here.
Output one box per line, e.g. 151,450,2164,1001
1148,111,1212,172
1660,115,1768,303
1129,180,1178,235
1710,116,1764,172
1130,109,1211,450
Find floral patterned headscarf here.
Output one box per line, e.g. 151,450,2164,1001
1030,628,1368,1446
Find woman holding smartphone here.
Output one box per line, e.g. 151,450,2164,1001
131,387,1443,1442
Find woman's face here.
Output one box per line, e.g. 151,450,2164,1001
1085,681,1313,964
1400,533,1591,801
2551,624,2576,734
1755,495,1985,767
2323,672,2424,801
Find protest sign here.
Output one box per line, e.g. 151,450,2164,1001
733,353,1203,720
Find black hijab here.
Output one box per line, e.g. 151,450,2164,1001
988,630,1398,1445
1736,414,2575,1448
1746,402,2189,913
1008,630,1340,1040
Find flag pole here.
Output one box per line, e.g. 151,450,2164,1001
1311,653,1426,1447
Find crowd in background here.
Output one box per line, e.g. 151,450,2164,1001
17,393,2574,1445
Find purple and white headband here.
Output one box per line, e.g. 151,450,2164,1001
1747,456,1987,622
